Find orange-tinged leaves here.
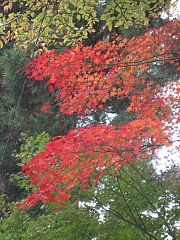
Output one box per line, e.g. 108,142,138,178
25,20,180,115
19,116,173,208
20,20,180,209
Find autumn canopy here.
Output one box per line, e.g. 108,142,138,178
20,20,180,209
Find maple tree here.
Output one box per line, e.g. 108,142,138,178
17,19,180,210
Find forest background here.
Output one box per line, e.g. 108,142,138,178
0,0,180,239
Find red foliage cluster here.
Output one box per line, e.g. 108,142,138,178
20,20,180,209
21,119,170,208
26,20,180,115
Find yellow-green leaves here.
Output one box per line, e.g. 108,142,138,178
101,0,169,31
0,0,171,52
0,40,3,48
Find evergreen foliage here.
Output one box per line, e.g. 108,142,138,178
0,49,77,201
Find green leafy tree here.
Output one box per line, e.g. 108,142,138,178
1,138,180,239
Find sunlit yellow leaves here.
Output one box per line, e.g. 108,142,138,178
0,0,174,51
0,40,3,48
0,0,99,50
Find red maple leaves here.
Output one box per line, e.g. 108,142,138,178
21,120,169,208
20,20,180,209
26,20,180,115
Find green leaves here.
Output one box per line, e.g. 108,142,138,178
0,0,171,52
1,158,180,239
100,0,167,31
89,161,180,239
